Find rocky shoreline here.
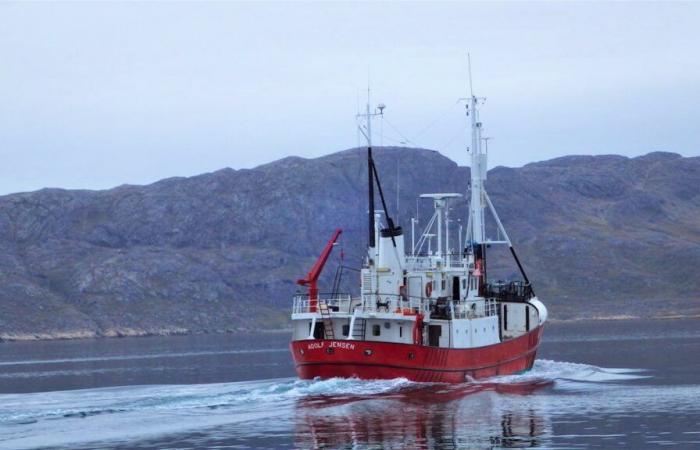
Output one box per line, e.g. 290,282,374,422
0,326,292,342
4,314,700,343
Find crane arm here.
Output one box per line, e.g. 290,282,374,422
297,229,343,288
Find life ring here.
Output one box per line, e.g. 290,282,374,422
473,259,483,277
425,282,433,298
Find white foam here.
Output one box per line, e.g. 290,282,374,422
0,361,658,450
489,359,650,386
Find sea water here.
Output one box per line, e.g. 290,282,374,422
0,319,699,449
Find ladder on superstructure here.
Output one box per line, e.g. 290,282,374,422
318,301,335,340
351,317,366,340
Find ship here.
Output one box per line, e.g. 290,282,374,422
289,87,547,383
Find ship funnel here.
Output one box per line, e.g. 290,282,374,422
378,226,405,274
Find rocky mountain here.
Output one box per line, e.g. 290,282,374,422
0,147,698,340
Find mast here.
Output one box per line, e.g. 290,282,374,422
359,88,396,254
468,94,486,245
466,55,488,296
364,87,376,250
368,127,375,248
465,58,534,293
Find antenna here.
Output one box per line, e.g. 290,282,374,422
356,89,361,148
396,157,400,217
380,106,384,146
467,53,474,97
483,136,491,154
357,85,396,249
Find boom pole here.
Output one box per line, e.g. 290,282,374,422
297,229,343,311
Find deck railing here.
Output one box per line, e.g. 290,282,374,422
452,298,498,319
358,293,428,315
292,293,354,314
485,281,535,303
405,253,468,270
292,293,429,316
292,292,503,319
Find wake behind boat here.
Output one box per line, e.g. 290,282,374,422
290,88,547,383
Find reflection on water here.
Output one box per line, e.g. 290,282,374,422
294,380,552,449
496,410,543,449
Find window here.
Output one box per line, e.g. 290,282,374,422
342,324,350,336
372,324,381,336
525,306,530,331
452,276,460,300
313,323,325,339
441,279,446,290
399,326,403,338
384,322,391,329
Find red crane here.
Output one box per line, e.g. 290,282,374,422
297,228,343,312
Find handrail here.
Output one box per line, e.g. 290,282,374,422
405,253,468,269
452,298,498,319
292,293,354,314
291,292,429,316
293,291,504,318
485,281,534,303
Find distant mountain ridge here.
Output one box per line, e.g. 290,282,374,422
0,147,698,340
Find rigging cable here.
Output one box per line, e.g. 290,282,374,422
382,117,415,146
410,99,463,142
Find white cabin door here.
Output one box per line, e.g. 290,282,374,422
408,276,422,302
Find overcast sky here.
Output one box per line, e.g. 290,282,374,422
1,2,699,194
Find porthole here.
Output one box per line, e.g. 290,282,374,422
408,352,415,360
364,349,373,356
326,347,334,355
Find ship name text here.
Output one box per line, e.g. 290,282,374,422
307,341,356,351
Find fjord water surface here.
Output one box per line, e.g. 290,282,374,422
1,319,699,449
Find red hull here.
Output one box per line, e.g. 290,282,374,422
291,325,544,383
